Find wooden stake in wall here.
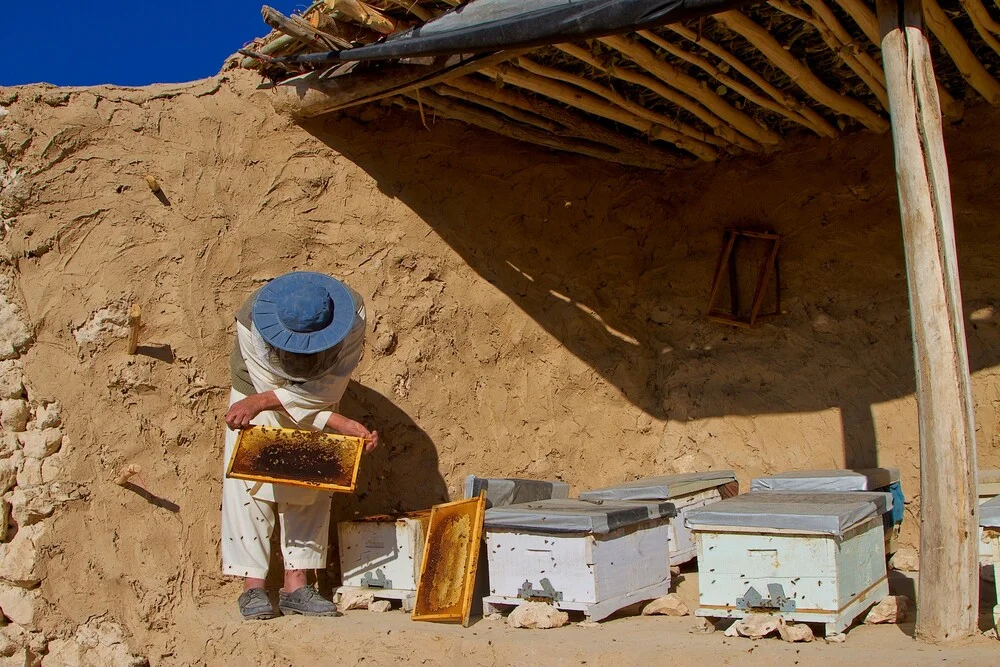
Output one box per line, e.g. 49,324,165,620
127,304,142,355
877,0,979,643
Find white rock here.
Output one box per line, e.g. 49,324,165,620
0,297,31,362
9,488,55,526
368,600,392,613
864,595,911,624
641,593,690,617
777,619,814,642
0,459,16,494
825,632,847,643
0,362,23,400
15,458,41,489
338,589,374,610
17,430,63,460
43,620,145,667
40,456,63,485
575,620,601,628
0,434,16,458
507,602,569,629
890,546,919,572
725,613,780,639
484,613,504,621
32,404,59,431
0,584,41,628
0,523,46,586
0,400,28,433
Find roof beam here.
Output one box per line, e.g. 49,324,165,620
713,10,889,131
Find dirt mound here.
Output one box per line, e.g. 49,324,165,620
0,71,999,663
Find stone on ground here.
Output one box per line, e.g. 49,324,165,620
890,546,919,572
723,613,780,639
0,584,41,629
42,620,146,667
825,632,847,643
338,590,374,610
508,602,569,629
864,596,911,624
777,618,814,642
368,600,392,613
642,593,689,617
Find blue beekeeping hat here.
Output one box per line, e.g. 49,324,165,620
251,272,355,354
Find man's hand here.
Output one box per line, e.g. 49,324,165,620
225,394,270,430
326,413,379,452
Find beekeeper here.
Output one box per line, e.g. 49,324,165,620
221,271,377,620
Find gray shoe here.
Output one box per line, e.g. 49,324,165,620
238,588,277,620
278,586,341,617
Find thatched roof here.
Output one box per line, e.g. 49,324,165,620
231,0,1000,168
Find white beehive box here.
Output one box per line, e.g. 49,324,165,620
337,512,430,608
482,499,676,621
979,495,1000,633
750,468,903,555
688,491,891,636
978,470,1000,563
579,470,738,565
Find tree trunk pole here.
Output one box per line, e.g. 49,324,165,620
876,0,979,642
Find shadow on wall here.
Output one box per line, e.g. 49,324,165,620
299,111,1000,471
325,380,447,585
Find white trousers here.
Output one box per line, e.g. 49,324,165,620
221,389,333,579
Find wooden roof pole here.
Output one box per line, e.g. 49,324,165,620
597,34,782,147
396,90,689,169
877,0,978,643
549,44,734,150
922,0,1000,104
833,0,964,118
636,30,832,137
483,63,722,160
447,75,714,162
715,11,889,131
663,25,840,137
768,0,889,110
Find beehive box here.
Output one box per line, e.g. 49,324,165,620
979,470,1000,564
688,491,890,636
579,470,738,565
337,511,431,609
482,499,676,622
979,495,1000,634
750,468,904,555
226,426,364,492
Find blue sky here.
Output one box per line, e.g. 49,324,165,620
3,1,304,87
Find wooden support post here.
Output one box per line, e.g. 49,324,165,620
877,0,978,643
127,304,141,355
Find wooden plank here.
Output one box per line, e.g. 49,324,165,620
877,0,979,642
922,0,1000,104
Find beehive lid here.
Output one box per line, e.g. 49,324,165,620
980,495,1000,528
686,491,892,537
463,475,570,508
226,426,364,492
484,498,676,534
749,468,901,492
579,470,737,501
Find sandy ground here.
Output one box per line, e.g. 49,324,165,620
1,71,1000,663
